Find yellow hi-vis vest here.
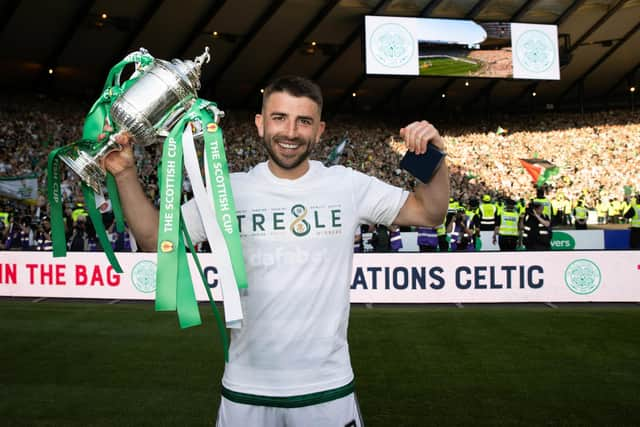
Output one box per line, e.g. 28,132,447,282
574,206,588,221
596,201,609,217
608,201,619,216
0,212,8,227
631,207,640,228
72,207,87,222
552,198,565,213
479,203,497,225
498,210,519,236
611,200,624,215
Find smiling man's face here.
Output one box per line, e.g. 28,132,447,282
255,91,325,179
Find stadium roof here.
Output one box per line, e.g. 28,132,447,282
0,0,638,114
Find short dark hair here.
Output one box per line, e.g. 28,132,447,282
262,75,323,114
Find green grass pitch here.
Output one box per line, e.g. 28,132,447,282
419,57,482,76
1,300,639,426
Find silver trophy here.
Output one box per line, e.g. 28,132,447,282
59,47,222,193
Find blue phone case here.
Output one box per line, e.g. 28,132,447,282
399,144,446,183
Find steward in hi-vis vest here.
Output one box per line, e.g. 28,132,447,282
596,198,609,224
533,187,553,221
624,196,640,249
493,199,520,251
478,194,498,231
573,200,588,230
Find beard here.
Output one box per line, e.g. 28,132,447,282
263,133,315,172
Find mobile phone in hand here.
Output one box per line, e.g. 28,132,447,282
399,143,446,183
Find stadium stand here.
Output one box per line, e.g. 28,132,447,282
0,93,638,251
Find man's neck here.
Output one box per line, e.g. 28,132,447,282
266,159,310,180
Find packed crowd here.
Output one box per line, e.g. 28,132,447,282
315,110,640,210
1,92,639,251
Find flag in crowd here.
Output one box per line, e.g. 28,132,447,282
326,134,349,165
0,174,38,203
519,158,560,187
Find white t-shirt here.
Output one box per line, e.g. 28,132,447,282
182,160,408,396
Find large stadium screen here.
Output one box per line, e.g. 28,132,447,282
364,16,560,80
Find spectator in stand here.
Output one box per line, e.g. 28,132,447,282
67,215,89,251
369,224,391,253
624,196,640,249
34,216,53,251
389,224,403,252
0,220,5,249
465,198,481,249
448,208,472,251
353,228,363,253
4,215,32,250
417,222,448,252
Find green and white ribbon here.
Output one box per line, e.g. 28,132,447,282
157,100,246,329
155,116,203,328
200,108,248,293
81,183,123,272
181,104,246,328
180,216,229,361
47,146,70,257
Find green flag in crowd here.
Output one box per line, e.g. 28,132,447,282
326,134,349,166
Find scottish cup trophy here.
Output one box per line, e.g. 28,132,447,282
58,46,222,193
49,46,245,337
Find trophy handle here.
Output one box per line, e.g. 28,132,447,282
113,48,151,88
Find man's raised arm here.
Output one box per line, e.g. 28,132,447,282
392,120,450,228
104,133,159,251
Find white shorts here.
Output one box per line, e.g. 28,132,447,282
216,392,364,427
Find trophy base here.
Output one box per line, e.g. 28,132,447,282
59,149,107,194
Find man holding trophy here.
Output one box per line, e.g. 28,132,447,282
103,75,449,426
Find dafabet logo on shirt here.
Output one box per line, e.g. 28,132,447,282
237,203,343,237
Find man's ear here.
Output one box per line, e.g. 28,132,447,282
255,114,264,138
316,120,326,143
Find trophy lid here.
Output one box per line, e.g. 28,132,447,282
171,47,211,91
